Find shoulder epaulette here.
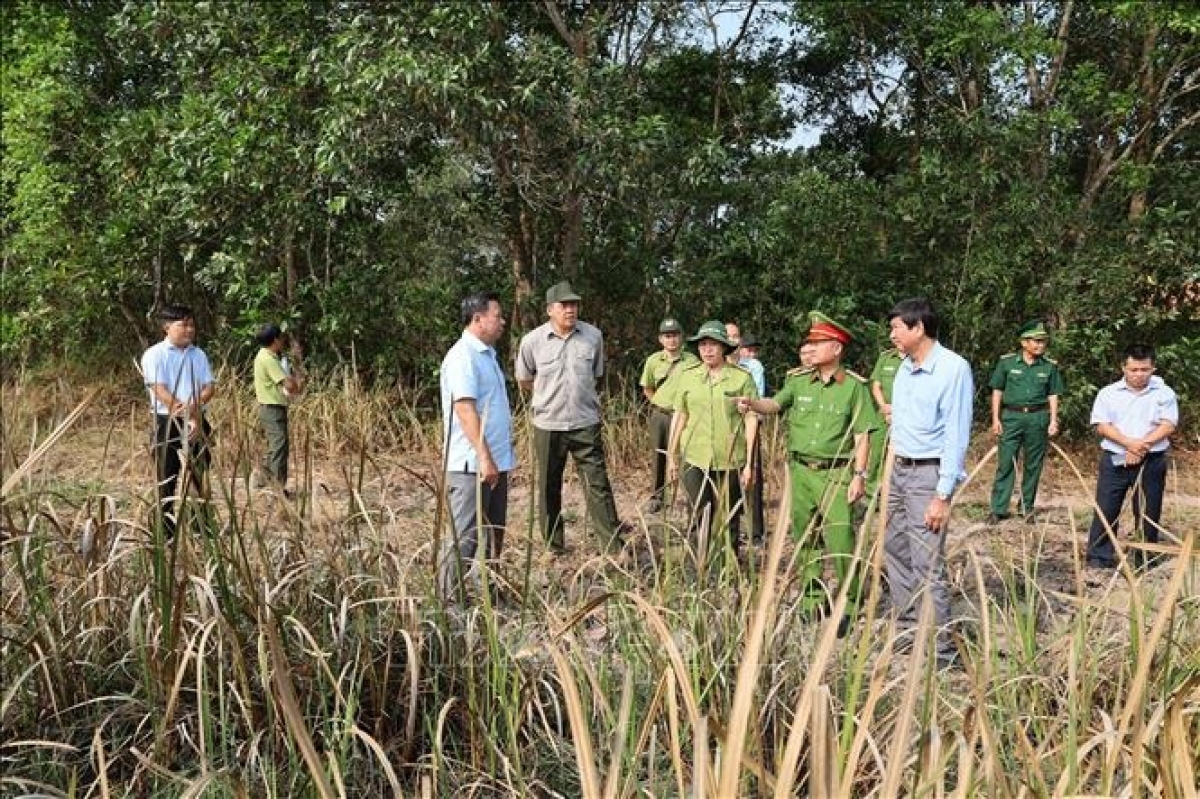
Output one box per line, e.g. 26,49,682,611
845,369,869,383
1045,356,1058,365
681,361,704,372
1000,352,1017,359
786,366,814,377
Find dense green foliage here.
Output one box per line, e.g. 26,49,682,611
3,1,1197,431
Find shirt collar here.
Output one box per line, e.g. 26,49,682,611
906,342,945,374
1118,375,1161,393
461,330,492,354
809,366,846,385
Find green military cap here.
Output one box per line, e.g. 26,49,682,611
804,310,853,344
688,319,736,348
1019,320,1049,340
545,280,582,304
659,317,683,334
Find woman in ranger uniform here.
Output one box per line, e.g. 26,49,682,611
667,320,759,554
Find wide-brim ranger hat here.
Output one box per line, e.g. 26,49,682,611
1019,320,1050,340
804,310,853,344
545,280,582,305
688,319,736,349
659,317,683,334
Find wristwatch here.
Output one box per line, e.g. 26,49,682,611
936,490,952,501
853,469,868,479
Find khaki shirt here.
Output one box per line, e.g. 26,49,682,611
773,367,880,460
672,362,759,470
640,349,699,410
989,353,1064,406
516,320,605,431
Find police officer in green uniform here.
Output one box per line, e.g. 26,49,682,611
667,321,759,551
988,321,1064,522
738,312,879,634
867,346,905,499
640,318,699,511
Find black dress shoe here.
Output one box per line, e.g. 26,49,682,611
986,513,1009,525
836,615,853,639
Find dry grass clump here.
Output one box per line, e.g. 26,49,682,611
1,378,1197,796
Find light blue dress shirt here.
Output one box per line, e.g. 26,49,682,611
1090,375,1178,464
141,340,215,415
441,331,516,473
891,342,975,497
739,356,767,397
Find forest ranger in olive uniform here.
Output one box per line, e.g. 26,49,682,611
667,321,759,551
988,321,1064,523
639,318,699,512
738,312,879,636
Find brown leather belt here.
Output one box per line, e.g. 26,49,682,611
1003,403,1049,413
791,454,850,470
895,456,940,467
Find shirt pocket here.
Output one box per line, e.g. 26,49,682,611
572,347,595,376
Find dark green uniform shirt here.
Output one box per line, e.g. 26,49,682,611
640,350,700,410
773,367,880,459
672,362,758,470
989,353,1064,405
869,348,905,404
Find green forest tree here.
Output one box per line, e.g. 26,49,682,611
3,0,1196,430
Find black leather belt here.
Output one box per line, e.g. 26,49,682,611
895,456,940,467
1004,403,1049,413
791,454,850,470
651,405,674,416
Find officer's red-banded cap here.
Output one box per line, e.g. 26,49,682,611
803,311,853,345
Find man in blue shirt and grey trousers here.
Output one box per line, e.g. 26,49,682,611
439,291,516,604
884,298,974,668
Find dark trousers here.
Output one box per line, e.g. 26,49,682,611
152,414,212,536
1086,451,1168,567
258,404,289,484
648,407,673,500
746,436,765,541
990,409,1049,516
533,424,622,551
681,465,744,550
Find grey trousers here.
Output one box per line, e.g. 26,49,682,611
439,471,509,603
884,461,954,656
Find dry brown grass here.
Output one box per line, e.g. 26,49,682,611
1,377,1197,796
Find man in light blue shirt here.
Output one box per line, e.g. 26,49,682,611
884,298,974,666
736,331,767,542
141,304,216,538
1086,344,1178,570
439,291,516,603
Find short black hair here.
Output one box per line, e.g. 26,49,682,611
888,297,939,339
461,291,501,326
1123,343,1156,364
256,323,284,347
159,304,193,323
